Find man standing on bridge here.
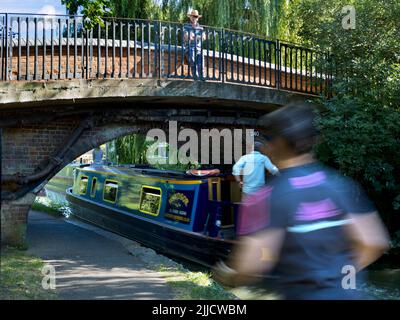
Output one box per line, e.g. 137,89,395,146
184,9,206,79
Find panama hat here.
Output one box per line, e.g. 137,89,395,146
187,9,202,18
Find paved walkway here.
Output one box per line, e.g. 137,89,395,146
27,210,174,300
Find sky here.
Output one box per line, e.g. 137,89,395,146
0,0,67,15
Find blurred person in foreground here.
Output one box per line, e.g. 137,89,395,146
213,103,390,299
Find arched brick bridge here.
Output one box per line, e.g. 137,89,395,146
0,13,332,245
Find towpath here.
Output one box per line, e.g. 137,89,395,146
27,210,174,300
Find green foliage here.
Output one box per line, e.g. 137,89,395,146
111,0,159,20
159,0,281,38
107,133,199,172
156,264,237,300
62,0,113,27
107,133,151,165
389,231,400,256
63,0,290,39
293,0,400,232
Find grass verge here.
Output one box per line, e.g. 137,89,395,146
125,242,237,300
0,246,57,300
31,197,66,217
155,264,238,300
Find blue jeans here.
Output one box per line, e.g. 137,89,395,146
187,46,203,79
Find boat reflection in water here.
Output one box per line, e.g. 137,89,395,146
66,164,243,266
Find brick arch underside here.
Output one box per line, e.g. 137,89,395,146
2,120,166,199
0,121,149,242
0,115,252,244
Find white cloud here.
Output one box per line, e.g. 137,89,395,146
37,5,61,15
0,1,66,15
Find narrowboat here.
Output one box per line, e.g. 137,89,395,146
66,164,243,266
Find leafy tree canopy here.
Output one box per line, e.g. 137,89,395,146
289,0,400,231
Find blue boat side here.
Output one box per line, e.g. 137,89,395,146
72,165,212,233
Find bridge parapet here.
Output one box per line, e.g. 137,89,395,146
1,13,333,96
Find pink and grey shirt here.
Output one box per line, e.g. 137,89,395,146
253,162,374,298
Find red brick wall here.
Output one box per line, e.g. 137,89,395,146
1,201,31,245
2,121,78,176
7,43,323,93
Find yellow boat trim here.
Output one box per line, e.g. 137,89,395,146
208,177,221,201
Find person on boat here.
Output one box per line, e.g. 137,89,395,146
183,9,206,79
92,147,104,164
213,103,390,300
232,139,279,196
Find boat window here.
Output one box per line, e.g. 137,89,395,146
90,177,97,197
103,180,118,203
139,186,162,216
79,176,88,195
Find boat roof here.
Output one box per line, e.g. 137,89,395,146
78,164,224,180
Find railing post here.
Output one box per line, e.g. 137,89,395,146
0,15,3,80
90,28,93,79
0,14,4,81
158,21,162,79
4,13,9,81
85,27,89,79
276,39,280,90
0,16,2,80
221,28,225,83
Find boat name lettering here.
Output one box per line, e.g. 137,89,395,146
168,192,190,208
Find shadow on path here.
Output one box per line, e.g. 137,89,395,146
27,210,174,300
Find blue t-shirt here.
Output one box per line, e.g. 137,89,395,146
232,151,279,194
262,162,374,299
183,23,204,51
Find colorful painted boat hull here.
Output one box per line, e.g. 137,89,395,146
66,165,239,266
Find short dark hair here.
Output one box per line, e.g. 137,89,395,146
257,102,318,154
253,140,264,152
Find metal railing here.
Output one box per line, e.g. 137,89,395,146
0,13,333,96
